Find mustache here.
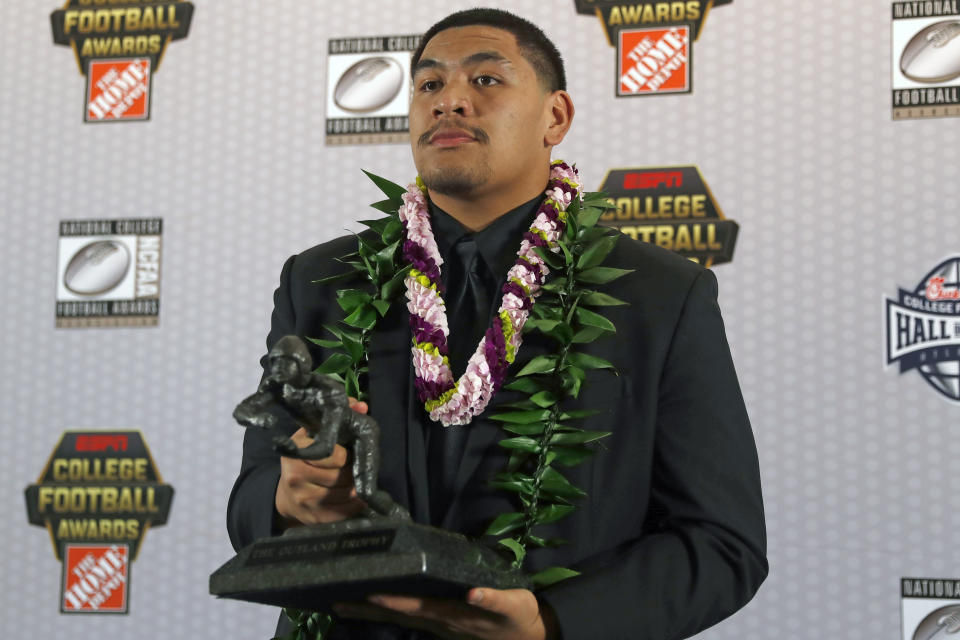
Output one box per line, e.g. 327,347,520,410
417,122,489,147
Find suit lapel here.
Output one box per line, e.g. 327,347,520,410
366,303,423,515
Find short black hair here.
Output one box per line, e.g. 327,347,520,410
411,8,566,92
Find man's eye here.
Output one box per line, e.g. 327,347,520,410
419,79,441,92
475,75,499,87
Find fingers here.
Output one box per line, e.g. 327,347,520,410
276,429,361,526
348,396,369,414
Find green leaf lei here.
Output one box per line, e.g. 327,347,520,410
277,172,628,640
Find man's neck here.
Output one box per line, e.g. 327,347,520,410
427,165,551,232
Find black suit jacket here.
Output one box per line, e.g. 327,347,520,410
227,230,768,640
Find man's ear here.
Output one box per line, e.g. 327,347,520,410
544,90,574,147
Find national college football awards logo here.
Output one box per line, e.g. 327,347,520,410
901,578,960,640
885,257,960,401
326,35,422,145
56,218,163,328
50,0,194,122
892,1,960,119
573,0,731,97
24,431,174,613
598,166,738,266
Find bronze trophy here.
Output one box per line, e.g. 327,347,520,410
209,336,527,612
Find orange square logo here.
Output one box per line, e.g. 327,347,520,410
617,26,691,96
85,58,151,122
61,544,129,613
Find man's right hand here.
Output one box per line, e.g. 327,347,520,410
274,398,369,528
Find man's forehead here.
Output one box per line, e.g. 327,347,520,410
419,25,522,64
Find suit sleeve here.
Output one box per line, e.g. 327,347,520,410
538,268,768,640
226,254,298,551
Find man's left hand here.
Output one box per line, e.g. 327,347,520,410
333,587,557,640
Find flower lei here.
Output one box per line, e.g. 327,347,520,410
293,161,627,640
398,161,581,426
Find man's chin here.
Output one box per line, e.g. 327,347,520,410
419,166,490,199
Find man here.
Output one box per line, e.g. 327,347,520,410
227,8,767,640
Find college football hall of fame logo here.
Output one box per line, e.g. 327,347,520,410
50,1,194,123
24,431,174,613
885,257,960,401
598,166,738,267
572,0,732,97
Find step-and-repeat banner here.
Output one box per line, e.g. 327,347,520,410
1,0,958,637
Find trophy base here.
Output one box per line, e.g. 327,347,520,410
210,518,529,612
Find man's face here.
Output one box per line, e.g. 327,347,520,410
409,25,552,199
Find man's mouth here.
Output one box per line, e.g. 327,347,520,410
428,128,477,147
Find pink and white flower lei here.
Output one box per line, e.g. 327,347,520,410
397,160,581,426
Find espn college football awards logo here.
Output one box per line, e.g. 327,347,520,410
885,257,960,401
326,35,422,145
24,431,174,612
50,0,194,122
573,0,731,97
598,166,738,266
56,218,163,328
901,578,960,640
891,1,960,119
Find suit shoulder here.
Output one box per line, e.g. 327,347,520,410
605,230,706,295
285,231,374,286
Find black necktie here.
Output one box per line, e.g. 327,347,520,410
426,236,492,525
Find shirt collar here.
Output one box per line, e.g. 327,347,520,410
428,194,543,283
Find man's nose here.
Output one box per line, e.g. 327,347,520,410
432,77,474,118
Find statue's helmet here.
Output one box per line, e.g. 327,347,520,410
267,335,313,376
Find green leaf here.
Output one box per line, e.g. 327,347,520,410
362,169,407,203
484,512,525,536
501,422,548,436
498,538,526,564
374,239,401,277
336,289,372,314
311,270,354,285
541,277,567,293
529,390,557,408
577,266,634,284
560,365,585,398
369,199,397,214
549,430,611,445
558,241,573,266
577,235,620,271
531,567,580,589
540,466,587,500
532,245,564,270
503,377,547,394
533,504,576,525
371,299,391,316
571,326,606,344
358,218,390,235
345,368,360,398
542,322,574,345
489,409,551,424
574,307,616,332
314,353,352,375
580,291,628,306
381,265,411,300
383,217,403,244
343,304,377,330
581,191,616,208
558,409,602,420
498,436,541,453
305,337,342,349
566,350,615,370
525,318,559,332
490,478,533,496
575,207,604,229
550,445,596,466
516,355,556,376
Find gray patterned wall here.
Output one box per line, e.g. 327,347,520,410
1,0,957,637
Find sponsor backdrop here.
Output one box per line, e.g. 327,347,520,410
1,0,958,637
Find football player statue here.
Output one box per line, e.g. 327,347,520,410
233,335,409,521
